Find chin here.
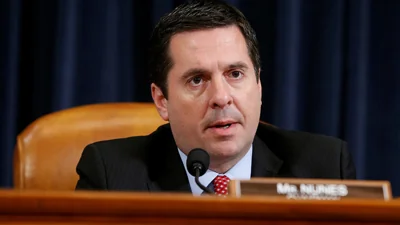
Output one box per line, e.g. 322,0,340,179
206,141,244,159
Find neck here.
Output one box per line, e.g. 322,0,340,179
208,147,250,174
209,161,237,174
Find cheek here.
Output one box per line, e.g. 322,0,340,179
175,87,209,109
241,84,261,104
234,84,262,119
168,93,202,123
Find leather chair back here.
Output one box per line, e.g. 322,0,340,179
13,103,166,190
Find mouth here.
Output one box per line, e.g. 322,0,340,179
212,123,233,129
207,120,237,130
206,120,238,136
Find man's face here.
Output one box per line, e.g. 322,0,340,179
152,25,262,170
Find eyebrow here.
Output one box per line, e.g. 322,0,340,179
181,68,210,81
225,61,250,71
181,61,250,80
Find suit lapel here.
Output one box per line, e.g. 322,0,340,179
146,124,191,193
251,135,283,177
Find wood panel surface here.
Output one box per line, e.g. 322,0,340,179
0,189,399,224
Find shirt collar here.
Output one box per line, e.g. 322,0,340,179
178,146,253,196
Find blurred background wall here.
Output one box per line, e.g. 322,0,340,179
1,0,399,195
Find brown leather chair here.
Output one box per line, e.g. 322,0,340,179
13,102,167,191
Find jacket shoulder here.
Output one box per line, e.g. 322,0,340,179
256,123,348,178
88,123,171,159
76,124,171,190
257,123,344,150
88,135,148,159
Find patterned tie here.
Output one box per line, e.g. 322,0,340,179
213,175,230,196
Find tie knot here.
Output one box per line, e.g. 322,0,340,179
213,175,230,196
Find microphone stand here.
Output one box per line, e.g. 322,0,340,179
194,165,214,194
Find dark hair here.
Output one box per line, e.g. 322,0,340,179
148,0,260,98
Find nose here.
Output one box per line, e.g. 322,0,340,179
208,77,233,109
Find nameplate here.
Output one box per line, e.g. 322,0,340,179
229,178,392,200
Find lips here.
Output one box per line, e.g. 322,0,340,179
206,120,238,136
207,120,237,129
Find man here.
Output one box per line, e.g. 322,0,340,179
75,0,356,195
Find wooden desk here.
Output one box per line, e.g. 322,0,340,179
0,189,399,225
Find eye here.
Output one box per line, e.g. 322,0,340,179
229,71,243,79
189,76,204,86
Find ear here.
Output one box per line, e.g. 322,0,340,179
151,83,169,121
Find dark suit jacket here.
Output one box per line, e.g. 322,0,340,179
75,123,356,192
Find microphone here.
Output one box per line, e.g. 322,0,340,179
186,148,214,194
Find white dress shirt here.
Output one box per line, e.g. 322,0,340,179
178,146,253,196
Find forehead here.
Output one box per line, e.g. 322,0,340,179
168,25,252,72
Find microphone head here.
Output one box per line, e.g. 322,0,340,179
186,148,210,177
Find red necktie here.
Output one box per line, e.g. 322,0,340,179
213,175,230,196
